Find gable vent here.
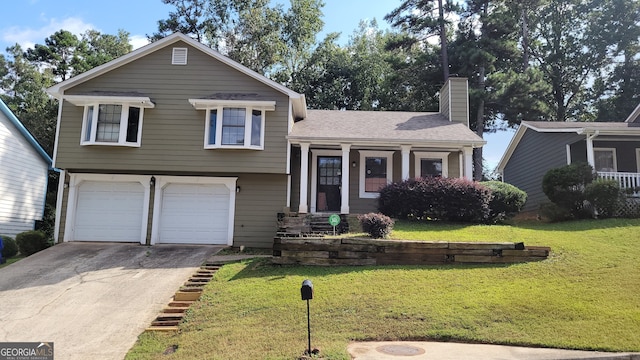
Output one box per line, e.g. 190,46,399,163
172,47,188,65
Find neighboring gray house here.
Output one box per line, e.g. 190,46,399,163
497,106,640,212
47,33,484,248
0,99,53,237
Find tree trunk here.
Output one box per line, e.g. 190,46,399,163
438,0,449,80
521,6,529,71
474,65,486,181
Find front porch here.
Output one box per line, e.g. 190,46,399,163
598,172,640,196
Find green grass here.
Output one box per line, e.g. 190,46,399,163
126,219,640,360
0,256,24,269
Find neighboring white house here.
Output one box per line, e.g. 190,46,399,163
0,99,52,237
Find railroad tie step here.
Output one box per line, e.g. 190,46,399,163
146,262,222,331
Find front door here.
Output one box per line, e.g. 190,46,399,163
317,156,341,212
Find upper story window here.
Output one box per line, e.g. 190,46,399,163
359,150,393,198
65,95,155,147
415,152,449,178
189,98,275,150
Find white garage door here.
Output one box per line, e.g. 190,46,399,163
74,181,145,242
158,183,230,244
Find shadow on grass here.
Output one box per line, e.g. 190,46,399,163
228,257,517,281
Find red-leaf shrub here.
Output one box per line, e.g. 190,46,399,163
377,177,491,223
357,213,394,238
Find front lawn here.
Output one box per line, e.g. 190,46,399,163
126,219,640,360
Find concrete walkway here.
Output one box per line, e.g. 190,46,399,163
348,341,640,360
0,242,221,360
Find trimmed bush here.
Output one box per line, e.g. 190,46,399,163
585,179,622,218
542,162,595,219
16,230,50,256
481,181,527,223
1,235,18,258
358,213,394,239
378,177,491,223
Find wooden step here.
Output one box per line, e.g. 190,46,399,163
146,326,179,332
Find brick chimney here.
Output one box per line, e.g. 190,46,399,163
439,77,469,127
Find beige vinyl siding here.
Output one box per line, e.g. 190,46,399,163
56,41,290,174
448,78,469,126
233,174,288,247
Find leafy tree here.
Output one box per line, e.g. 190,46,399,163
149,0,210,42
529,0,609,122
0,45,57,155
385,0,461,81
74,29,133,73
25,30,80,81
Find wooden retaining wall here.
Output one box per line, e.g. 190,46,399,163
272,237,550,266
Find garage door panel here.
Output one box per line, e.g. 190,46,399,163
158,183,231,245
74,181,145,242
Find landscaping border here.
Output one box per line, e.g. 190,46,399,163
272,237,550,266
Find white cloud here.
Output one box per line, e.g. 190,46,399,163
130,35,150,50
1,16,94,49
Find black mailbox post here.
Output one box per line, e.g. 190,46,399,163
301,279,313,355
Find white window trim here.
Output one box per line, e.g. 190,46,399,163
189,99,275,150
65,95,153,147
79,103,146,147
414,151,449,178
359,150,393,199
594,147,617,172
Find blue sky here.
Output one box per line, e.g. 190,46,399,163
1,0,513,170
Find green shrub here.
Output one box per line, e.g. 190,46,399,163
585,179,622,218
358,213,394,239
481,181,527,223
539,202,573,222
542,162,595,219
1,235,18,258
16,230,50,256
378,177,491,223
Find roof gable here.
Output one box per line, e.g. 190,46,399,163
0,99,52,166
46,33,306,119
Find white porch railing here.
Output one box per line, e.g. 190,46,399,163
598,172,640,197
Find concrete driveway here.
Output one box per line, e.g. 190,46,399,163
0,242,221,360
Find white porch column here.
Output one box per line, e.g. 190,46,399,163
401,145,411,180
299,142,310,213
463,147,473,180
340,144,351,214
586,133,596,169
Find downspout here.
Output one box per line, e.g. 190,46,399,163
585,130,599,169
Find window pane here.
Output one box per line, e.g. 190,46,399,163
365,157,387,192
595,150,615,172
125,107,140,143
96,104,121,142
209,109,217,145
221,107,245,145
84,106,94,141
421,159,443,177
251,110,261,146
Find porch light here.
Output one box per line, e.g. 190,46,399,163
150,176,156,186
352,161,357,167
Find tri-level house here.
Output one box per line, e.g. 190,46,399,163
498,104,640,212
48,33,484,248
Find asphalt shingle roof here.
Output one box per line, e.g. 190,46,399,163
289,110,484,144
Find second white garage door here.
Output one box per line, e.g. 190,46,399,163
157,183,231,244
